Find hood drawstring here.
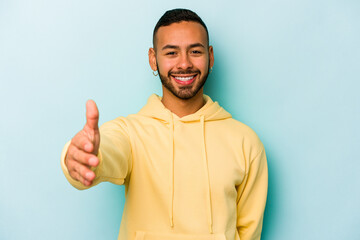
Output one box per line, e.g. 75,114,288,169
200,115,214,234
169,113,175,228
168,115,214,233
137,94,231,233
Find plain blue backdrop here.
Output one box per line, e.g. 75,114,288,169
0,0,359,239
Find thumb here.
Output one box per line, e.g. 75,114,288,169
86,99,99,131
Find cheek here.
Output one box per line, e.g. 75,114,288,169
158,59,176,72
193,58,209,71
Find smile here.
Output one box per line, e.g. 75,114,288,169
172,74,197,85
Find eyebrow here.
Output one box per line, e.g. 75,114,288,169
189,43,206,49
161,45,180,51
161,43,206,51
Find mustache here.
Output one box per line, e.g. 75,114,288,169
169,70,200,75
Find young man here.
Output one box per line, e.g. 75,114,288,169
61,9,268,240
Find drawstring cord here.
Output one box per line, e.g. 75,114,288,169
168,114,213,234
169,114,175,228
200,115,214,234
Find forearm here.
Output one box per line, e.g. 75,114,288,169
237,148,268,239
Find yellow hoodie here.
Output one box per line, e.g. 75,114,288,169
61,94,268,240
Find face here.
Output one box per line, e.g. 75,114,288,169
149,21,214,100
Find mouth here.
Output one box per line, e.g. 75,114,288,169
171,74,198,85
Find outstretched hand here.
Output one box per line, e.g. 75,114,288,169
65,100,100,186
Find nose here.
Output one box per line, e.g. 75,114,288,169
176,53,193,70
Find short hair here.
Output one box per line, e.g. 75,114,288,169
153,8,209,48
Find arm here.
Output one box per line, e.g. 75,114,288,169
236,147,268,240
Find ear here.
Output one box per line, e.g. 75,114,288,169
148,48,157,71
208,45,214,69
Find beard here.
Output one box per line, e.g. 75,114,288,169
158,63,210,100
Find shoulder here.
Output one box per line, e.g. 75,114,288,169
99,116,130,133
221,118,264,154
99,113,153,133
221,118,260,138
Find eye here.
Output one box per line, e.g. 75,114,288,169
191,50,202,54
166,51,176,56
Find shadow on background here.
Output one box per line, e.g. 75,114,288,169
204,46,229,104
261,149,279,239
205,46,278,239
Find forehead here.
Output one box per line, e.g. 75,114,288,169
155,21,208,49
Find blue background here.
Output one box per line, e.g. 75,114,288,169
1,0,359,239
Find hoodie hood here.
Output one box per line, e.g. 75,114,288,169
138,94,232,233
138,94,232,122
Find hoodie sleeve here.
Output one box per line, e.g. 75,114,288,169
60,117,132,190
236,146,268,240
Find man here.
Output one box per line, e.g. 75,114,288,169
61,8,268,240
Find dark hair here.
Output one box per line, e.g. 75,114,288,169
153,8,209,47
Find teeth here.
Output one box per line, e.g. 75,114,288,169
174,76,194,81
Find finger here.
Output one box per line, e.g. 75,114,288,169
86,100,99,131
68,145,99,167
69,170,92,186
77,163,95,182
69,159,96,182
71,133,94,153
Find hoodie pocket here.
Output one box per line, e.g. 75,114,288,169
134,231,226,240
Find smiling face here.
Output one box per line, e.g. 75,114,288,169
149,21,214,100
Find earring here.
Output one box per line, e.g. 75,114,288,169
210,67,213,74
153,70,159,76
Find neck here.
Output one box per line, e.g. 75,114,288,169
161,87,205,118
